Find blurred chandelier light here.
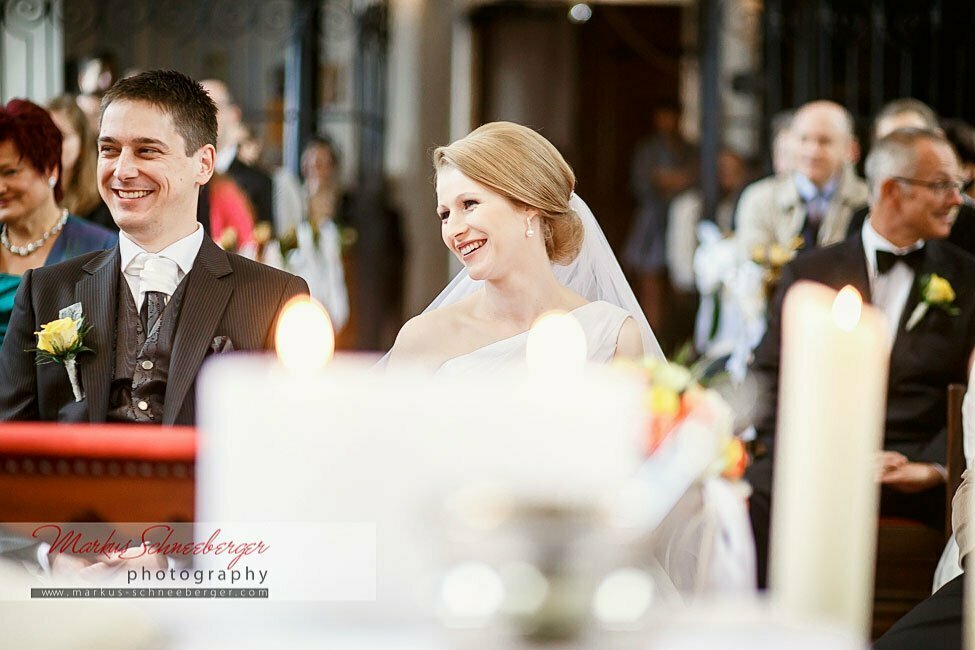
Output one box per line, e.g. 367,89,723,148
568,3,592,23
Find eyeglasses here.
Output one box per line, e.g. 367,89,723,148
892,177,965,196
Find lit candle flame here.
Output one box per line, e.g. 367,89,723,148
525,311,588,372
275,296,335,370
832,285,862,331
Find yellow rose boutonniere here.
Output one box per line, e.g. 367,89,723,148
28,303,93,402
35,317,82,353
906,273,959,331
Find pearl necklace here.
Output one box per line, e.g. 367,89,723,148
1,209,69,257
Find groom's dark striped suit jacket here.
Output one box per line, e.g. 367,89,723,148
0,237,308,425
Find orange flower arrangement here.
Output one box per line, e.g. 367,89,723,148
621,358,746,481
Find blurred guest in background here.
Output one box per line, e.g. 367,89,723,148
942,118,975,200
208,173,256,253
294,136,350,332
0,99,116,346
734,100,867,257
622,103,697,342
302,136,348,229
46,95,115,231
769,110,796,177
872,98,939,142
200,80,275,226
75,52,118,132
666,149,750,347
236,123,304,238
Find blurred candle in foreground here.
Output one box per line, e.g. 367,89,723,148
771,282,890,640
525,311,587,373
275,296,335,371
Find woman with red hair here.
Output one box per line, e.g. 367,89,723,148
0,98,116,345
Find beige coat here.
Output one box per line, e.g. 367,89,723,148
734,166,869,257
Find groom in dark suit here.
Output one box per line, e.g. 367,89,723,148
0,70,308,425
747,128,975,586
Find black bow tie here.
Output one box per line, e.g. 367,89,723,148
876,247,925,274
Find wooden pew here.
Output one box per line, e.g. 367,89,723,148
871,383,967,638
0,423,195,529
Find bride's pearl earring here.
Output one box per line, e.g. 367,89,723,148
48,176,56,188
525,216,535,238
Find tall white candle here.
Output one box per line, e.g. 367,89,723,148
770,282,890,639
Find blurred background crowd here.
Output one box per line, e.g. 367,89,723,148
2,0,974,357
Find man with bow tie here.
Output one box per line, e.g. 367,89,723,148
0,70,308,425
746,128,975,586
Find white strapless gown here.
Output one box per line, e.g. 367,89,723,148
437,301,631,375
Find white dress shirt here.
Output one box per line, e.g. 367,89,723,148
861,218,925,347
119,225,205,312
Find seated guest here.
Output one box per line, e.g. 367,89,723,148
769,109,796,177
0,99,116,347
845,99,975,257
873,468,972,650
46,94,115,231
208,173,256,251
0,70,307,425
734,100,868,256
937,118,975,255
872,98,939,139
942,119,975,200
746,128,975,587
199,80,274,225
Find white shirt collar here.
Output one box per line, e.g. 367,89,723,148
119,224,205,278
861,216,925,277
215,144,237,174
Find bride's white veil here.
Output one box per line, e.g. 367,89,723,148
422,193,664,359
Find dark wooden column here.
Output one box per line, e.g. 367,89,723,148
698,0,722,222
284,0,320,175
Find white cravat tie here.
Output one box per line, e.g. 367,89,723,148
127,252,179,310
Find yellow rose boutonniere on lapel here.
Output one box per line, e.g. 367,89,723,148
28,303,93,402
906,273,959,331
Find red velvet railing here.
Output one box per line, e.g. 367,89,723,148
0,423,196,525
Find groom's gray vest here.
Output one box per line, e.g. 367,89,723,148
106,273,188,423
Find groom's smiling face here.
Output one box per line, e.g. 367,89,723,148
97,100,214,249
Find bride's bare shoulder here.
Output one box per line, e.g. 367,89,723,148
387,302,472,364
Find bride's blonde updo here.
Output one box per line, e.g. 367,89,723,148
433,121,585,265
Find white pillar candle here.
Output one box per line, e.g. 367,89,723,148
770,282,890,639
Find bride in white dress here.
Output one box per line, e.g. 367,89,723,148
386,122,663,369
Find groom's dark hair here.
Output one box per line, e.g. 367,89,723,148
100,69,217,155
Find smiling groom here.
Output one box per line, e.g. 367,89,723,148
0,70,308,424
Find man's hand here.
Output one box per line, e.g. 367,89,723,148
49,543,167,581
79,543,167,580
879,460,945,493
876,451,908,482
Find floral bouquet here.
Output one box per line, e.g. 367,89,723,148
611,356,757,595
623,357,746,481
